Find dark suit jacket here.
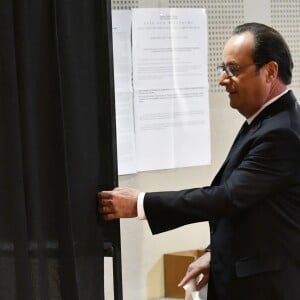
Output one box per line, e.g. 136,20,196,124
144,91,300,300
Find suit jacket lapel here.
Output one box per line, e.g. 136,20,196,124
211,121,250,185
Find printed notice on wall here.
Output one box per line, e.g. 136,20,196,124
112,10,137,175
132,8,208,89
112,8,210,174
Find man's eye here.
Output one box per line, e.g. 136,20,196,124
228,66,238,74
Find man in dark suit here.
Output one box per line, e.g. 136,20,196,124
99,23,300,299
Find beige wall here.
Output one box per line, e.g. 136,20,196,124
105,0,300,299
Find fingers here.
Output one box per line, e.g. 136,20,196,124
97,187,139,219
97,189,125,219
97,191,113,211
196,273,209,290
99,203,118,220
102,212,117,221
100,199,113,212
113,187,124,191
178,272,209,290
98,192,118,220
177,275,190,288
178,254,210,288
98,190,113,199
178,262,200,287
178,270,197,287
97,188,127,200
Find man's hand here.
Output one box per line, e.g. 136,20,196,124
178,251,210,290
98,187,139,220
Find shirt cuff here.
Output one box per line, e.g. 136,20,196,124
137,192,146,220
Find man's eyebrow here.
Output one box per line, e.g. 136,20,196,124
223,61,238,65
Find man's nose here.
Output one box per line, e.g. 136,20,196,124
218,72,231,86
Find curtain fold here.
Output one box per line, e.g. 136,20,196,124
0,0,117,299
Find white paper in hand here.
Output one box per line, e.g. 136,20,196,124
183,274,207,300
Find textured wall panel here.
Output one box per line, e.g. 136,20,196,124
169,0,244,91
112,0,139,9
111,0,300,90
271,0,300,88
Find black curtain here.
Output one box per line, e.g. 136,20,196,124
0,0,118,299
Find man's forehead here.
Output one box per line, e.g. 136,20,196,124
222,32,254,63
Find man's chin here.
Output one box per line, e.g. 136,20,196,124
229,99,238,109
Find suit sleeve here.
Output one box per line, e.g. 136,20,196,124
144,128,300,234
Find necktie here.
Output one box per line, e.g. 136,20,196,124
231,121,249,148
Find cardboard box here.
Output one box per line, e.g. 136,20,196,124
164,249,205,298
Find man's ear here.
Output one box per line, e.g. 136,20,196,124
265,61,278,83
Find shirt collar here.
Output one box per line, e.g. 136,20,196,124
247,89,289,124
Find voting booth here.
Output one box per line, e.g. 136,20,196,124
0,0,122,299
